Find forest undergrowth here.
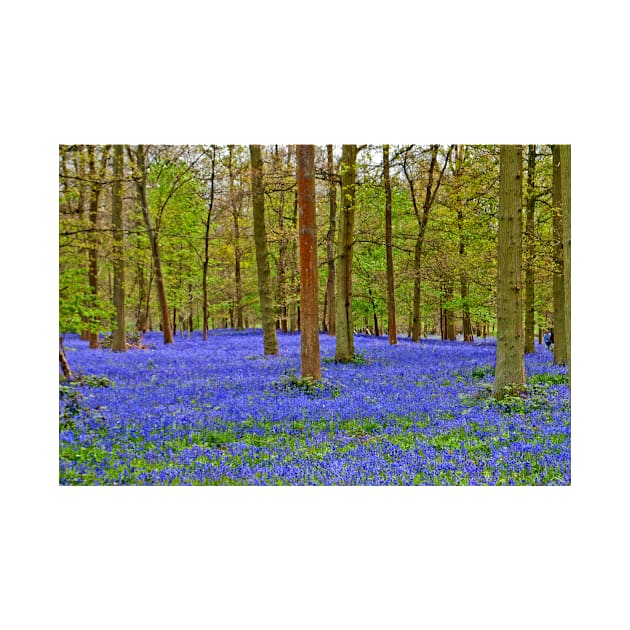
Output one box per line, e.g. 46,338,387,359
59,330,570,485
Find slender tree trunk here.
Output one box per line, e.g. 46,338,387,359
335,144,357,362
297,145,321,378
249,145,279,355
276,146,289,333
202,146,216,341
444,280,456,340
111,144,127,352
403,145,453,342
560,145,571,383
289,186,299,333
383,144,397,345
452,146,474,342
134,145,173,344
228,145,244,330
494,145,526,395
325,144,337,337
87,145,100,348
551,145,567,365
524,145,537,354
367,286,380,337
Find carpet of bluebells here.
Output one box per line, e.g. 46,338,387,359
59,330,570,485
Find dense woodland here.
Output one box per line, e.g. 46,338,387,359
59,144,571,391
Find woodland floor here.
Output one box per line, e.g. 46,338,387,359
59,330,570,485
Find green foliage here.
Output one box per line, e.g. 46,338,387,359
528,372,569,386
59,268,114,334
270,368,341,398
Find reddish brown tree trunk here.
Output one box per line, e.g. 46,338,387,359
297,145,321,379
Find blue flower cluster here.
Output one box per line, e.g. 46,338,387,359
59,330,570,485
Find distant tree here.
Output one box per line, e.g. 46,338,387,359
524,144,537,354
402,145,453,341
249,145,279,355
324,144,337,336
86,144,110,348
383,144,397,345
560,145,571,382
128,144,174,344
111,144,126,352
297,144,321,378
227,145,245,329
494,145,526,395
335,144,357,362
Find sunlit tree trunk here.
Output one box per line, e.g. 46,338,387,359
524,145,536,354
335,144,357,362
494,145,526,395
111,144,126,352
249,145,279,355
551,145,567,365
560,145,571,383
297,145,320,378
383,144,397,345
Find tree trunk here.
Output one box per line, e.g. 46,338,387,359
403,145,453,342
383,144,397,345
325,145,337,337
228,145,244,330
59,337,72,378
276,146,289,334
134,145,173,344
368,286,380,337
494,145,526,395
297,145,321,378
524,145,536,354
289,176,299,334
87,145,100,349
444,280,456,340
202,146,216,341
335,144,357,362
560,145,571,383
111,144,126,352
249,145,279,355
551,145,567,365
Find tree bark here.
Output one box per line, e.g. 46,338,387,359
524,145,536,354
335,144,357,362
551,145,567,365
560,145,571,383
494,145,526,395
297,145,321,378
250,145,279,355
383,144,397,345
111,144,126,352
